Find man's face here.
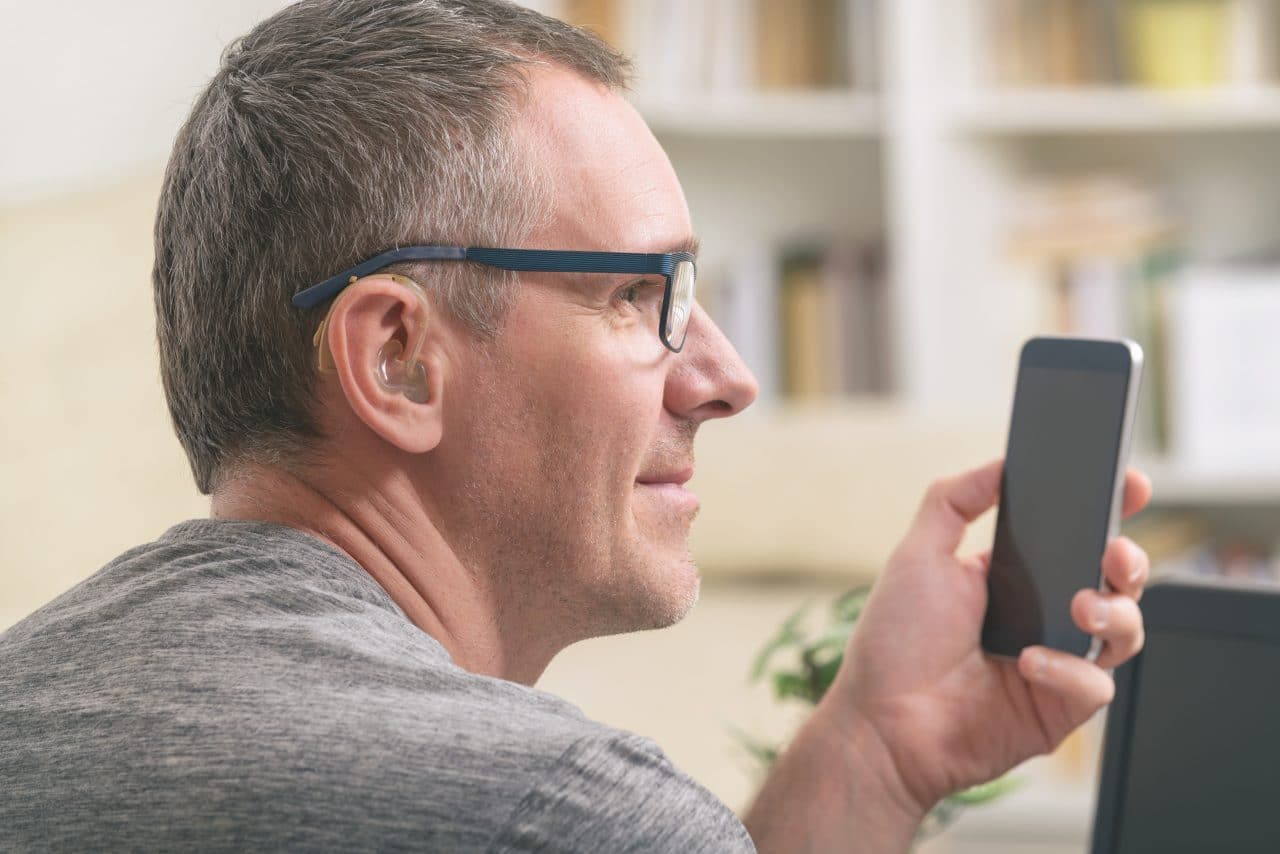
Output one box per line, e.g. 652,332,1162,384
431,67,757,646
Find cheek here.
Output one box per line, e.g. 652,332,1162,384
487,302,668,488
538,361,663,495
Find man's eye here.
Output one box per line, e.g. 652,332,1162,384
616,280,662,309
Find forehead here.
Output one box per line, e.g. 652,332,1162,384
513,64,692,253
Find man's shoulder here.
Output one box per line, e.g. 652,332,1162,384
0,517,603,757
0,523,651,850
489,728,757,853
0,521,755,852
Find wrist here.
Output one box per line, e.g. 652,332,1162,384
811,691,937,831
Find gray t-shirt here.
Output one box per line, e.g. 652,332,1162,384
0,519,755,852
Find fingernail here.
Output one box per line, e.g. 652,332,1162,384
1030,650,1049,681
1091,599,1111,629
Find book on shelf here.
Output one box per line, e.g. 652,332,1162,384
844,0,880,91
1228,0,1280,88
559,0,623,49
703,245,781,402
1007,176,1179,455
778,247,830,398
978,0,1275,90
1008,172,1280,477
703,239,889,405
553,0,880,97
1165,261,1280,474
756,0,843,90
1125,512,1209,569
1158,539,1280,584
1131,514,1280,586
984,0,1111,87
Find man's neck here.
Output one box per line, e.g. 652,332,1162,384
210,463,557,685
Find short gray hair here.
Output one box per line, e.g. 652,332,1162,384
154,0,631,495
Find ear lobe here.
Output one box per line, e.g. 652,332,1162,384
320,274,447,455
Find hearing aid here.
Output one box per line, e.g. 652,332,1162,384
312,273,431,403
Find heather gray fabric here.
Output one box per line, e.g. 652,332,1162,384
0,519,755,852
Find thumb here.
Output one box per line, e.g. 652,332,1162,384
903,459,1003,557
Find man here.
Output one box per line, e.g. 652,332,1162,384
0,1,1151,851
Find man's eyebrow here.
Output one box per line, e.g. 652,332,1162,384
667,235,700,256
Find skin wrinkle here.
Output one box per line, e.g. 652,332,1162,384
321,462,491,654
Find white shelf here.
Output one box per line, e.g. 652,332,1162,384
632,91,880,138
1138,457,1280,505
952,87,1280,135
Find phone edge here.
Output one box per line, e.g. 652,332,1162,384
1086,338,1145,663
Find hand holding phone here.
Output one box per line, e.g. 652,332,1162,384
982,336,1143,660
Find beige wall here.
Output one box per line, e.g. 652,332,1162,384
1,174,209,628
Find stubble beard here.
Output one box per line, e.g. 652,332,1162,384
454,345,703,648
455,438,703,648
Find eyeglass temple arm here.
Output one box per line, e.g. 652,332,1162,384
292,246,468,309
293,247,687,309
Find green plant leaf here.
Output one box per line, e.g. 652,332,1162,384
772,671,816,704
806,624,855,656
808,656,842,699
831,586,872,622
946,775,1022,805
736,583,1018,846
750,600,813,682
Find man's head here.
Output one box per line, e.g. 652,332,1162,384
157,0,757,652
155,0,629,496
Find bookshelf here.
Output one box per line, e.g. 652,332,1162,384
1138,459,1280,506
633,91,880,138
953,86,1280,134
526,0,1280,584
530,1,1280,839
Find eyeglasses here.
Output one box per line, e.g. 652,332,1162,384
292,245,697,353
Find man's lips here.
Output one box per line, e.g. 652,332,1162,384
635,466,694,486
635,466,699,514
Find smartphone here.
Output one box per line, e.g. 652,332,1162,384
982,336,1143,661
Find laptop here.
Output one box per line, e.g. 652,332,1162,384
1091,578,1280,853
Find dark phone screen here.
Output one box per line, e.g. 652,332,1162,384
1110,630,1280,853
982,359,1130,657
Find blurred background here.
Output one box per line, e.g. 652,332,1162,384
6,0,1280,850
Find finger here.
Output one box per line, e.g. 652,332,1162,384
1071,590,1145,670
1019,645,1115,716
1101,536,1150,600
906,459,1003,556
1121,468,1152,520
960,549,992,577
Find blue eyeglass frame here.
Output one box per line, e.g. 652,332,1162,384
292,245,697,353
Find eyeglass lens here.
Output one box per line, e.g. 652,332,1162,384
664,260,696,350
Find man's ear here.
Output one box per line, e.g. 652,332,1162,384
321,274,447,455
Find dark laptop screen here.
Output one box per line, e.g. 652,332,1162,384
1113,629,1280,852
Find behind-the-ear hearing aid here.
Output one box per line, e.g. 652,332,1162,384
312,273,431,403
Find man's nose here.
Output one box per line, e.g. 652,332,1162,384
664,303,759,422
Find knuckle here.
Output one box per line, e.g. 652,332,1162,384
1099,675,1116,705
1119,596,1143,627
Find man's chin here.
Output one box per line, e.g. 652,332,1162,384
604,551,701,635
666,563,701,625
646,554,701,629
